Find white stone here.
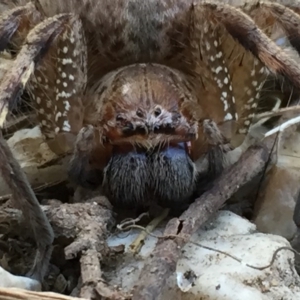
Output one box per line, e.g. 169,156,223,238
106,211,300,300
0,126,70,196
0,266,41,291
174,211,300,299
254,129,300,241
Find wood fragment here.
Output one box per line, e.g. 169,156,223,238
129,208,169,254
0,202,113,242
3,113,37,138
79,249,101,299
0,288,87,300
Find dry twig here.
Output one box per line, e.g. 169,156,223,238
0,288,87,300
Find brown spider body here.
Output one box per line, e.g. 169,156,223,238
1,0,300,285
16,0,264,208
1,0,236,209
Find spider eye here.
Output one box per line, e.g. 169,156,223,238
136,109,144,118
154,107,162,117
116,114,125,122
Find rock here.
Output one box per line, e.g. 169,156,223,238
174,211,300,300
253,165,300,240
253,129,300,240
107,211,300,300
0,266,41,291
0,126,69,196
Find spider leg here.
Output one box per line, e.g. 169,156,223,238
202,2,300,90
239,1,300,68
261,2,300,55
0,3,40,52
0,12,74,282
68,125,99,188
192,1,300,150
25,12,93,187
0,13,73,124
68,125,109,189
0,132,51,284
27,12,87,156
190,2,268,152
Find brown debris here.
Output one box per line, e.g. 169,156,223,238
0,288,87,300
0,200,117,298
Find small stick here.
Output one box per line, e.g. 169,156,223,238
0,288,87,300
264,115,300,137
253,105,300,122
129,208,170,254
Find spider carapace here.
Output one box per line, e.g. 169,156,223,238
1,0,300,282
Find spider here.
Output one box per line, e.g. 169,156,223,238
1,0,300,288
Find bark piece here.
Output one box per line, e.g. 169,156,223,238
0,288,87,300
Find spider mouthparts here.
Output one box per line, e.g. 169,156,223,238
111,139,194,161
185,141,192,157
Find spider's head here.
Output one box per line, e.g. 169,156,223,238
78,63,226,208
96,63,200,152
